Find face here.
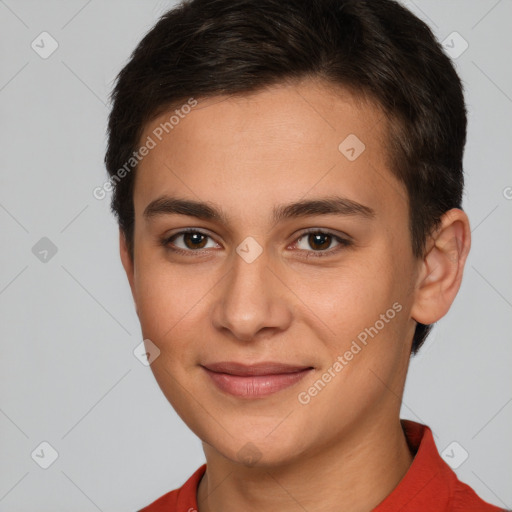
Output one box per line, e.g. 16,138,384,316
123,80,421,467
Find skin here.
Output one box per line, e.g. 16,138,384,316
120,79,471,512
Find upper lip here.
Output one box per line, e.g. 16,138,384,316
202,362,313,376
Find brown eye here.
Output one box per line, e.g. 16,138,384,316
182,232,208,249
293,230,352,257
163,230,218,252
307,232,332,251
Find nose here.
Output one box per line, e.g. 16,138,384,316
211,246,293,343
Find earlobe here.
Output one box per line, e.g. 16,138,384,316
410,209,471,326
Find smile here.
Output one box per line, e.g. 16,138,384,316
201,362,314,399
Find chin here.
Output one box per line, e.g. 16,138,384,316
198,416,313,468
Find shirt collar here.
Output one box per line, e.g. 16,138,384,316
373,420,455,511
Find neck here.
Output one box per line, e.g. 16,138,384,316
197,415,413,512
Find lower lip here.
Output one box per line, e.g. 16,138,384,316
203,367,312,399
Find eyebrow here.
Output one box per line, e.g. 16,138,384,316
143,195,376,224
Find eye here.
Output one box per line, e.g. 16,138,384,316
161,229,219,253
161,228,352,258
292,230,352,257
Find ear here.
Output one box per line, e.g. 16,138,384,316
119,229,137,311
410,208,471,325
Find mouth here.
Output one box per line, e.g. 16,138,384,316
201,361,314,399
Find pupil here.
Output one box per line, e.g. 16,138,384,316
185,232,207,249
309,233,331,250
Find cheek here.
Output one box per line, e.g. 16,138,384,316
132,253,224,361
133,260,192,342
305,254,410,373
300,259,396,333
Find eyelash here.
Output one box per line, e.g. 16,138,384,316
160,228,353,258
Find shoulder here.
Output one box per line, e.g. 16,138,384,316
375,421,505,512
138,464,206,512
450,478,506,512
138,488,178,512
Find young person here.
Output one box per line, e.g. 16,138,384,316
104,0,504,510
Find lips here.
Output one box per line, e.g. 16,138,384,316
202,361,313,398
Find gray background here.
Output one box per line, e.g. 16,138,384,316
0,1,511,510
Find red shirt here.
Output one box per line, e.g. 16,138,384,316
139,420,504,511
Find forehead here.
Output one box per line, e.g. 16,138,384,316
134,80,408,227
